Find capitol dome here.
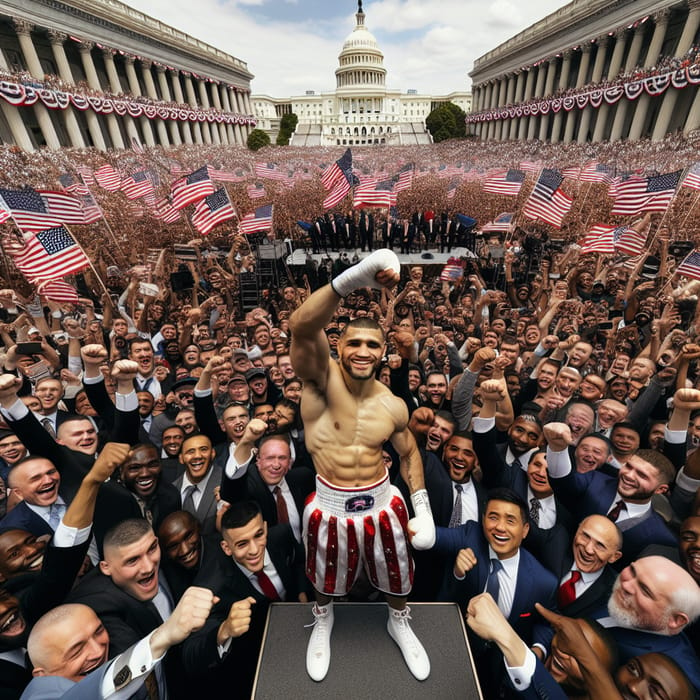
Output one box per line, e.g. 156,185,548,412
336,1,386,91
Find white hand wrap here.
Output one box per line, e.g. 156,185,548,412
330,249,400,297
409,489,436,550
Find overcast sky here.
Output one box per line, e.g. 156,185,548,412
121,0,571,97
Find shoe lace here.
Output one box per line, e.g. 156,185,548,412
304,605,330,630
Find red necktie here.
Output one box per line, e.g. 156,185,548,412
274,485,289,524
607,499,627,523
557,570,582,608
255,570,280,601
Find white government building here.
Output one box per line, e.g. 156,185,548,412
252,1,471,147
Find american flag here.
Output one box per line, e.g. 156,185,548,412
171,166,215,209
440,257,465,282
36,279,79,303
676,251,700,281
75,166,95,186
191,188,236,235
247,182,267,199
0,188,87,229
238,204,273,235
481,212,514,232
58,174,89,195
229,168,250,182
561,166,582,180
152,197,181,224
580,162,613,184
94,165,121,191
77,192,102,224
522,169,573,228
209,167,241,183
613,224,647,256
393,163,414,193
519,161,542,174
353,178,396,208
321,149,352,191
254,162,285,181
446,178,459,201
580,225,616,254
610,171,681,216
682,163,700,191
4,227,89,281
129,202,145,218
120,171,155,200
483,169,525,196
323,175,352,211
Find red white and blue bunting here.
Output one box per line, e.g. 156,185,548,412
467,63,700,124
0,80,256,126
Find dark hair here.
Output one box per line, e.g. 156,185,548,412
103,518,153,555
485,487,529,523
635,449,676,486
221,500,262,531
340,317,384,336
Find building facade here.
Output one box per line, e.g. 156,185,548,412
252,3,471,146
0,0,256,151
469,0,700,143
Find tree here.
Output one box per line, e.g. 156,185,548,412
276,113,298,146
425,103,466,142
247,129,271,151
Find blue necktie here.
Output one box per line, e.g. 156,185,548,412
486,558,502,604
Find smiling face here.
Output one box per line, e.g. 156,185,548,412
338,326,385,381
617,456,665,503
178,435,213,484
128,340,154,376
31,605,110,682
526,451,551,497
57,419,98,455
100,531,160,602
615,654,693,700
507,416,542,456
443,435,477,484
221,513,268,573
482,499,529,560
679,516,700,584
10,458,60,507
0,590,26,649
34,379,62,414
572,515,622,574
222,404,250,441
574,435,610,473
0,530,47,582
120,446,161,499
256,438,291,486
426,415,455,452
158,512,201,570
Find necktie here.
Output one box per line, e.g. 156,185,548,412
486,558,502,604
449,484,464,528
47,502,65,530
41,417,56,438
255,570,280,600
607,499,627,523
529,498,541,526
274,485,289,524
557,570,582,608
143,671,159,700
511,457,522,471
182,484,198,514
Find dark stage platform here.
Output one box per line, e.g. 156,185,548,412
252,602,483,699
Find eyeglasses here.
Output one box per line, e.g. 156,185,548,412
177,392,193,400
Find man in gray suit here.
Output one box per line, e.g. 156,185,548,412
173,434,221,536
21,585,218,699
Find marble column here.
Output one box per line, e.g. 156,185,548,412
629,10,671,139
563,43,593,142
220,85,234,144
551,50,573,143
197,80,214,144
577,35,610,142
124,56,155,147
47,30,85,148
509,71,525,139
0,45,34,150
141,60,169,146
527,64,548,140
517,69,536,140
592,29,629,141
13,19,61,149
78,42,122,149
102,49,140,146
184,76,203,144
209,83,227,143
230,89,244,144
652,0,700,140
610,24,647,141
156,66,181,145
538,57,558,141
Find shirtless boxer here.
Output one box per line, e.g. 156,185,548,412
288,249,435,681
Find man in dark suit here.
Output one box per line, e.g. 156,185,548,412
429,488,558,697
0,457,63,537
22,586,216,700
173,435,221,536
220,421,314,542
556,514,621,619
599,555,700,695
33,377,76,438
183,500,308,697
544,423,678,568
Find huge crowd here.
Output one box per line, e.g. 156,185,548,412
0,129,699,699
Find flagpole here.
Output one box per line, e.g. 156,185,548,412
642,165,690,252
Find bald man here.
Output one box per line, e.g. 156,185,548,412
22,588,216,700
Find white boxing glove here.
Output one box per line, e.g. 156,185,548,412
330,249,400,297
408,489,436,550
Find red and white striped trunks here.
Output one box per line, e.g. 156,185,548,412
303,472,414,597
